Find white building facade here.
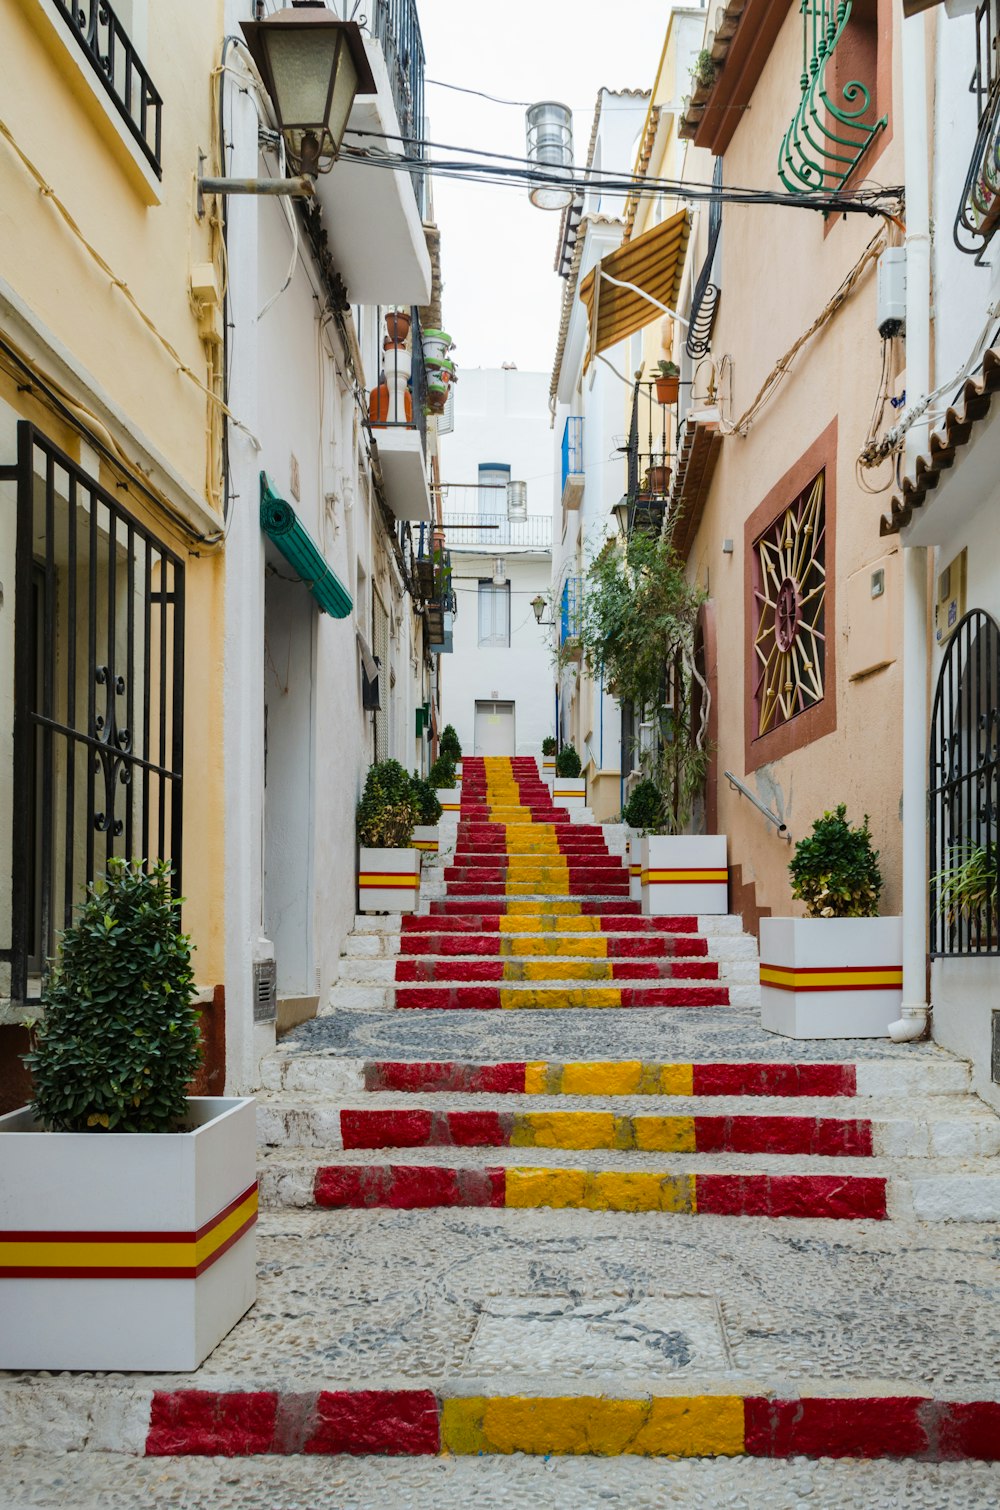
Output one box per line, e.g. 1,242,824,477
439,368,553,758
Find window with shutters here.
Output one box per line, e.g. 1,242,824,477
478,581,510,648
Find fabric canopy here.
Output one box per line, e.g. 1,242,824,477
579,208,691,369
259,474,352,619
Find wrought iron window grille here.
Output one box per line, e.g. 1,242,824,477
751,471,826,737
4,423,184,1005
778,0,886,196
955,0,1000,255
365,0,426,216
624,380,677,539
53,0,163,175
929,609,1000,957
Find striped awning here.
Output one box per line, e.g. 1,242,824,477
579,208,691,369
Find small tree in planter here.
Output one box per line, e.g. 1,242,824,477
539,734,558,781
554,744,586,811
622,779,665,900
439,724,462,767
762,806,901,1040
1,859,257,1371
428,753,461,818
411,773,443,856
25,860,200,1133
542,737,557,756
357,759,421,911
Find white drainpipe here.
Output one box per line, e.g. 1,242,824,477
889,12,932,1043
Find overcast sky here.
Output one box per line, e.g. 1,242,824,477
417,2,675,376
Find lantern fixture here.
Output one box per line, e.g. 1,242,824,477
240,4,376,177
506,480,528,523
493,558,507,586
530,594,552,626
612,499,631,538
525,101,574,210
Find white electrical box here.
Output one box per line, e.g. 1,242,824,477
877,247,906,338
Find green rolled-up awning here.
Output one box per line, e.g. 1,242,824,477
259,473,352,619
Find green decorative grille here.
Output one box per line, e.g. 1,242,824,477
778,0,886,195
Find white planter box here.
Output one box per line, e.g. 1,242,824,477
358,846,420,912
553,776,586,811
454,761,463,778
0,1097,256,1372
413,824,439,855
436,788,461,819
641,834,728,916
760,916,903,1039
540,755,556,780
624,826,643,902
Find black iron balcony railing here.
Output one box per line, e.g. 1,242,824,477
623,379,676,537
53,0,163,175
956,0,1000,254
440,512,552,549
368,0,426,216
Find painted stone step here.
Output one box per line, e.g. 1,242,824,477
396,933,711,957
443,883,631,898
428,898,644,916
267,1154,888,1219
89,1382,1000,1461
257,1097,1000,1159
388,982,735,1011
391,959,722,983
402,912,701,933
261,1145,1000,1221
258,1055,974,1100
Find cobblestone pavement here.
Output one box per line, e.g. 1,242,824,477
2,1446,999,1508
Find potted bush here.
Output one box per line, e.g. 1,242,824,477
428,753,461,818
539,734,558,782
655,360,680,406
554,743,586,811
761,805,902,1039
411,773,443,856
622,779,664,902
0,860,257,1371
439,723,463,777
357,759,421,912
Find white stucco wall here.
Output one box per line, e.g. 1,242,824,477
439,368,555,757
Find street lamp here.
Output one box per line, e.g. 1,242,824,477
240,4,375,176
612,499,631,538
199,3,376,207
530,594,552,626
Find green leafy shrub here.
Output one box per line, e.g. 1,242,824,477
428,754,458,790
555,745,582,778
691,48,717,89
24,860,200,1133
357,759,419,848
439,724,462,762
656,359,680,378
622,779,664,833
541,736,558,756
410,774,443,825
789,805,883,918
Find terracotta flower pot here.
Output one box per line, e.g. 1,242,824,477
385,310,411,343
656,374,679,405
646,465,671,493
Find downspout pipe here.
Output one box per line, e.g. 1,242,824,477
890,10,932,1044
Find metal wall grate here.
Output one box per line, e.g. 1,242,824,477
5,423,184,1003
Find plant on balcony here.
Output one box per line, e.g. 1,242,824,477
428,754,458,790
23,859,200,1134
622,779,666,834
789,805,883,919
576,530,708,833
385,308,411,343
439,724,462,762
655,360,680,406
357,759,420,848
691,48,717,91
555,745,582,778
933,842,998,931
410,774,443,825
542,736,558,756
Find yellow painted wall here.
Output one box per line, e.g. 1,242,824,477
0,0,227,986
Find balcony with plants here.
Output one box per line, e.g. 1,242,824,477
412,529,456,654
368,307,441,522
618,377,678,539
